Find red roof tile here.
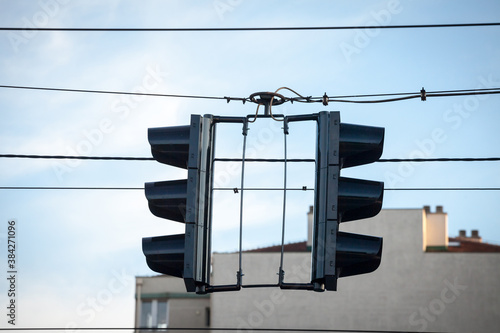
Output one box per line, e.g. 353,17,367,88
446,237,500,252
247,238,500,254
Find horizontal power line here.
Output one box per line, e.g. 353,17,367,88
2,154,500,163
325,87,500,99
1,22,500,32
214,187,314,191
0,154,154,161
378,157,500,162
1,85,500,104
324,89,500,104
0,326,442,333
1,186,499,191
0,85,241,102
0,186,143,190
217,187,500,192
384,188,500,191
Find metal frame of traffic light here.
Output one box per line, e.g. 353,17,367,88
142,111,384,293
143,114,253,294
142,114,215,293
310,111,384,292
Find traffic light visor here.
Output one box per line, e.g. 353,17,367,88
340,123,384,168
145,180,187,222
148,125,191,169
142,234,186,278
337,232,383,277
338,177,384,222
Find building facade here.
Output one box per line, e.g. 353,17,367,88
135,276,210,332
135,206,500,332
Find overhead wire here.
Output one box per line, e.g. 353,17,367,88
314,88,500,104
1,186,499,191
1,154,500,162
1,156,498,191
0,84,247,103
1,85,499,104
378,157,500,162
0,154,155,161
0,326,449,332
0,186,143,190
1,83,499,192
1,22,500,32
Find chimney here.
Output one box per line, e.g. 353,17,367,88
457,229,482,242
470,230,482,242
424,205,448,251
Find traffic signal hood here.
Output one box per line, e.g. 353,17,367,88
143,234,185,278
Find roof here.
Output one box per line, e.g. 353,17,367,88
445,237,500,252
245,241,309,253
249,238,500,253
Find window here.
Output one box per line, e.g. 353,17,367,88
157,300,168,328
140,300,168,328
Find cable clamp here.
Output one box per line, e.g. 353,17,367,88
283,118,289,135
322,93,329,106
242,118,249,136
420,87,426,101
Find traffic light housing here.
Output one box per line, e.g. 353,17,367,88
142,114,215,294
311,111,384,291
142,110,384,293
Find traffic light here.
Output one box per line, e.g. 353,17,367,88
142,114,215,294
311,111,384,291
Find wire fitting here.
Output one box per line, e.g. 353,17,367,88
420,87,426,101
249,91,287,106
322,93,329,106
283,118,289,135
224,96,248,104
248,91,287,122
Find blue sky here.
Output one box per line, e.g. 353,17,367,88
1,0,500,329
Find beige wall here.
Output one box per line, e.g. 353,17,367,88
424,208,449,249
